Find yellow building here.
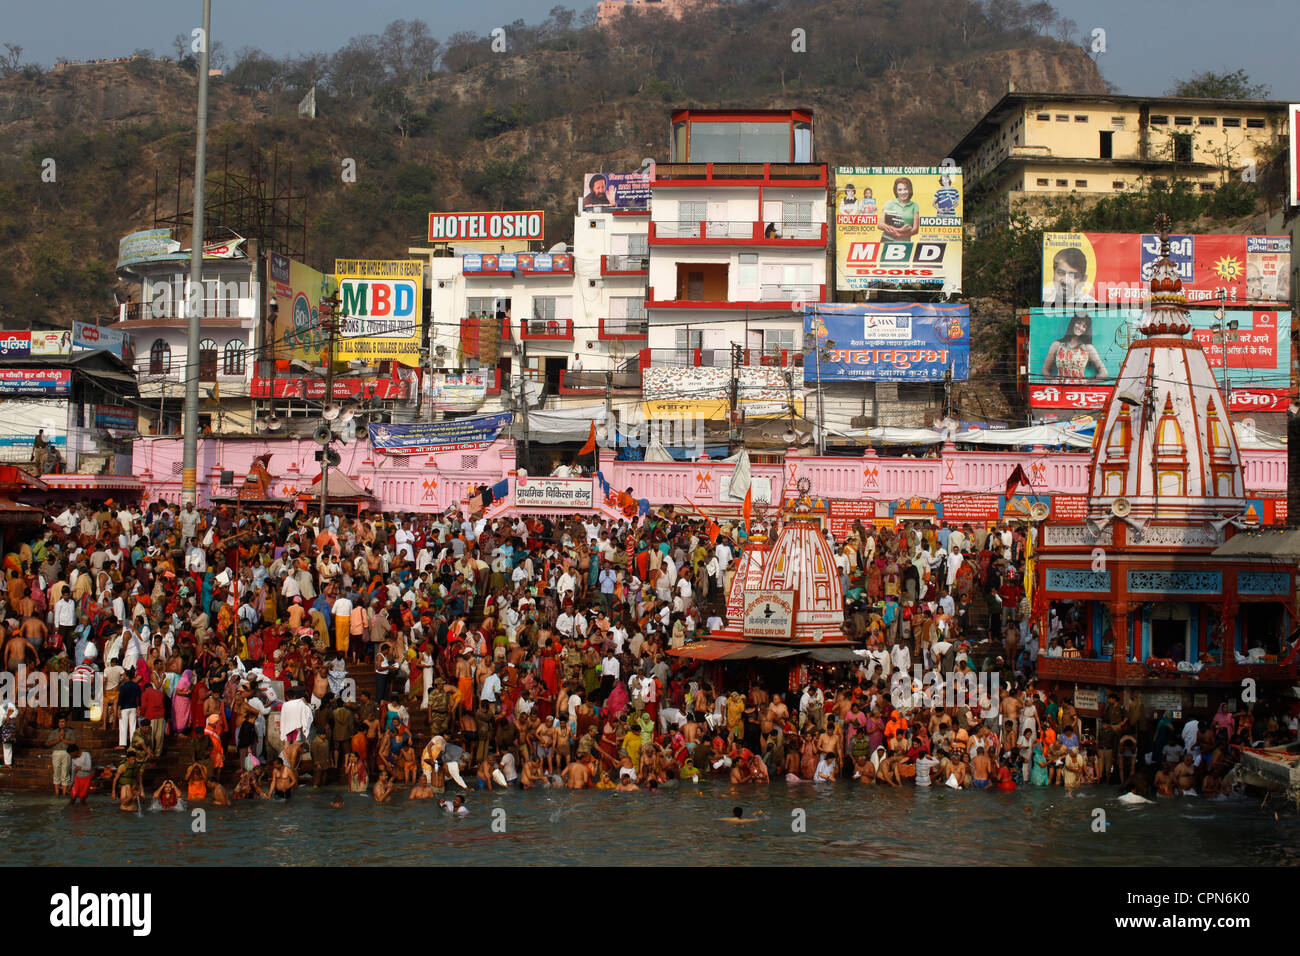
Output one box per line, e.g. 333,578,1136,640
948,92,1290,221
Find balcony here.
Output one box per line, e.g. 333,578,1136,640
519,318,574,341
651,162,827,188
648,220,826,246
646,283,826,309
600,254,649,275
639,347,803,369
460,316,511,343
598,317,649,340
559,366,644,395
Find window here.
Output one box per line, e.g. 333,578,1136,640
1174,116,1192,126
1222,117,1241,128
1055,114,1069,122
1110,116,1126,126
1056,179,1069,187
1099,129,1113,159
1152,178,1168,188
1150,115,1169,125
675,329,703,364
1199,183,1215,192
531,296,572,328
1075,180,1088,188
1113,180,1126,190
677,200,705,237
1074,114,1088,122
1036,178,1049,186
198,338,218,381
1172,132,1193,163
467,296,508,319
763,329,795,357
737,252,758,289
1246,117,1265,128
1198,116,1217,126
149,339,170,375
1036,112,1050,121
222,339,246,376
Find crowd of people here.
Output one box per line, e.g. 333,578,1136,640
0,497,1294,811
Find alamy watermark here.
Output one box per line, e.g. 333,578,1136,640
0,667,102,710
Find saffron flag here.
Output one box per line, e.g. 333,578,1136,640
743,486,753,532
706,518,720,544
579,421,597,456
1005,463,1029,501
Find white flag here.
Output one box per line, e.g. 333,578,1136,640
729,448,752,501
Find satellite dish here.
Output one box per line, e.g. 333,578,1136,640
312,423,333,445
1111,497,1132,518
548,242,567,254
1029,502,1051,522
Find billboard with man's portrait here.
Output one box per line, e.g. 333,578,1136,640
1041,232,1291,307
581,172,651,212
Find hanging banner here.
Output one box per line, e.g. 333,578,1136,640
0,369,72,395
1041,233,1291,306
367,413,511,454
425,371,488,408
834,166,962,291
806,302,969,382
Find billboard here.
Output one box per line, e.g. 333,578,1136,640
117,228,179,268
1290,104,1300,208
425,371,488,409
1041,233,1292,306
92,405,136,430
72,321,134,364
834,166,962,291
268,252,337,364
582,172,651,212
367,413,511,454
462,252,573,273
427,211,544,242
805,303,969,382
0,369,71,395
32,331,72,356
334,260,422,363
1028,307,1290,410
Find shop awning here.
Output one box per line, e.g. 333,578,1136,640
1213,529,1300,561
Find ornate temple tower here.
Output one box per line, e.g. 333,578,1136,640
753,478,846,644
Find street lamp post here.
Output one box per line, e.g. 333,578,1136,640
318,291,340,524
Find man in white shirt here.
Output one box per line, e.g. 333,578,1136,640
394,522,415,562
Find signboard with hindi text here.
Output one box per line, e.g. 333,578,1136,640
742,590,796,640
806,303,969,382
514,476,595,510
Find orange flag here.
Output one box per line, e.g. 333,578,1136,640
706,518,720,544
578,420,597,455
743,486,753,532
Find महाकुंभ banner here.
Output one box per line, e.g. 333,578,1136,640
367,413,512,454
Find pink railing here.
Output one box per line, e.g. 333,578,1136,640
130,438,1287,515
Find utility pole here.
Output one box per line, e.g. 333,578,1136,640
728,343,740,457
520,331,530,472
319,290,339,524
603,368,614,471
181,0,212,506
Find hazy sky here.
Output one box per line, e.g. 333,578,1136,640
6,0,1295,99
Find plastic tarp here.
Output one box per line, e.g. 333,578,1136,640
840,427,946,444
523,405,608,442
954,425,1093,449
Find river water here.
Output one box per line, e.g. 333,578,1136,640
3,782,1296,866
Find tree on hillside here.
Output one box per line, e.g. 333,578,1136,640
228,48,284,92
329,35,385,96
1167,69,1271,99
0,43,24,77
381,19,440,84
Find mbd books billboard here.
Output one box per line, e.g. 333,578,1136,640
834,166,962,292
334,259,423,362
805,302,969,382
1028,307,1291,410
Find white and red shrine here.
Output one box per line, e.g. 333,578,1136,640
1035,218,1297,710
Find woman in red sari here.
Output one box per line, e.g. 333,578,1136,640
539,638,560,699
